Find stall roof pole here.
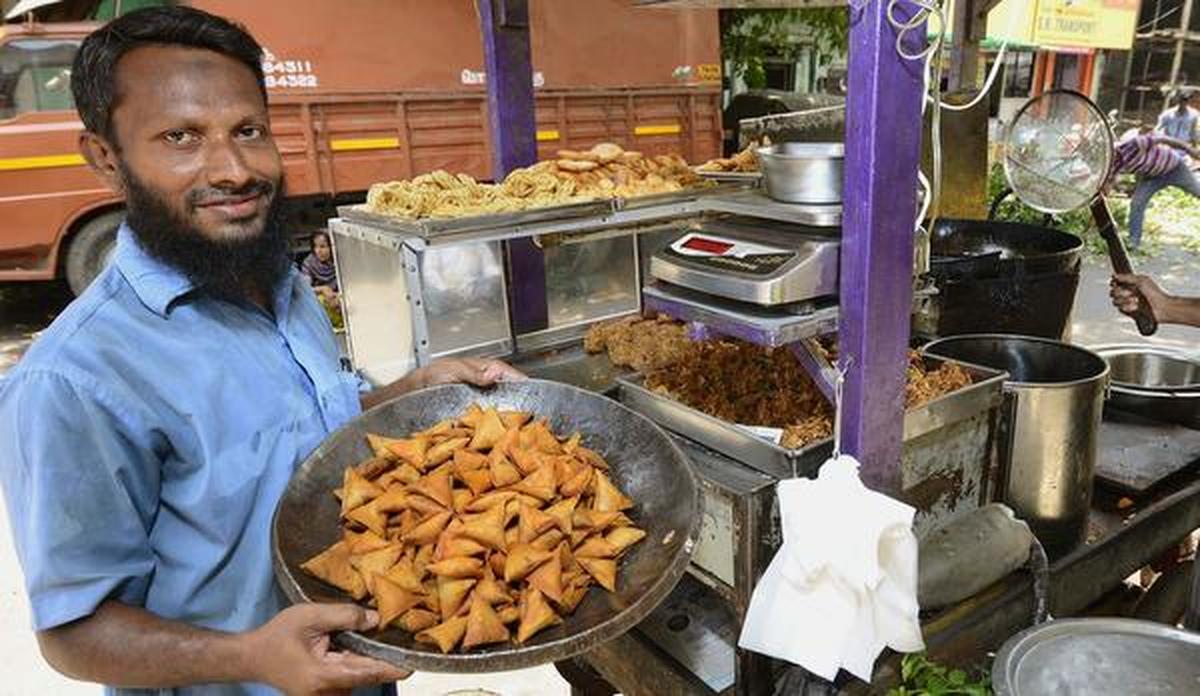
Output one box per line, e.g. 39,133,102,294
839,2,926,492
478,0,549,333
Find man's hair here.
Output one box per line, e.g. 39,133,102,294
71,6,266,142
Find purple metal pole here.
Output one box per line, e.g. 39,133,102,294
839,2,926,492
477,0,548,333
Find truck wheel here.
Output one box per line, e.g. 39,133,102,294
65,210,124,296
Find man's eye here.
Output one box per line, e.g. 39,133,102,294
163,130,198,146
237,125,266,140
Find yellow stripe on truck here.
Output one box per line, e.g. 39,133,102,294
634,124,682,136
0,153,87,171
329,137,401,152
536,129,560,142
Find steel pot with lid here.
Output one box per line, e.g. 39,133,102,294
755,142,843,204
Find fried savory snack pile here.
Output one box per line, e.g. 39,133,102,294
300,405,646,653
582,314,692,373
364,143,706,219
696,143,759,173
645,340,973,450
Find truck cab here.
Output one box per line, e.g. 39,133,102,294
0,22,121,294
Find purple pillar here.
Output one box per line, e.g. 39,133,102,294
478,0,548,333
839,2,926,492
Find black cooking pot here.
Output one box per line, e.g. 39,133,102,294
925,219,1084,340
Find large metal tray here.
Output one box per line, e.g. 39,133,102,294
611,180,752,212
618,357,1006,480
338,199,617,241
272,380,700,673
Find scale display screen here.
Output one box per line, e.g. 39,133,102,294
680,237,735,255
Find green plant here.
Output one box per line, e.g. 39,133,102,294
888,653,992,696
720,8,848,88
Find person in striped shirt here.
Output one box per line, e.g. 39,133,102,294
1110,130,1200,250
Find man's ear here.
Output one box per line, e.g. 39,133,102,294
79,131,125,195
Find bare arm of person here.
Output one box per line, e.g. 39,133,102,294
37,600,408,695
1111,274,1200,328
360,356,526,411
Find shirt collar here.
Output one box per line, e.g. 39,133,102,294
114,223,302,320
113,223,196,318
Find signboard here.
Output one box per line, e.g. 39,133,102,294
987,0,1140,51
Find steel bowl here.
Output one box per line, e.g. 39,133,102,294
1092,344,1200,393
755,142,844,204
271,379,701,672
993,618,1200,695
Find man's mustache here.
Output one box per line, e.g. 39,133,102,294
187,179,276,207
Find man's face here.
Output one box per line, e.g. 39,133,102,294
109,44,282,241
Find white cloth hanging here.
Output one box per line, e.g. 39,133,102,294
738,455,925,682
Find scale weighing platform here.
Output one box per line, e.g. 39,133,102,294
648,216,840,307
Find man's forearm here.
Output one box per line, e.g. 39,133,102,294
360,368,426,411
1160,295,1200,327
37,601,257,689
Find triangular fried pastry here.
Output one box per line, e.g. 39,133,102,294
356,456,394,481
404,511,452,546
437,576,477,621
499,410,532,429
452,488,474,514
425,557,484,579
344,529,390,555
379,462,422,487
460,468,494,496
383,557,425,594
459,403,485,429
574,509,620,532
407,493,448,518
513,465,556,502
340,467,384,518
490,457,522,488
464,490,516,513
416,615,468,654
560,465,593,499
346,500,388,537
386,437,429,470
527,547,563,603
557,579,590,613
519,504,558,544
350,544,403,594
577,446,610,470
417,418,454,438
544,496,578,535
561,432,582,454
509,447,543,475
504,499,522,528
610,513,636,528
606,526,647,554
459,504,506,551
395,509,419,538
426,437,470,467
504,543,553,583
398,608,440,633
301,541,367,599
439,535,488,559
475,574,512,605
496,604,520,625
462,594,510,649
577,556,617,592
410,466,453,508
372,486,410,514
592,472,633,512
575,536,618,559
454,448,488,473
530,528,565,552
469,408,506,451
489,552,507,578
517,587,562,644
525,421,563,455
365,432,403,460
374,575,423,626
413,544,435,578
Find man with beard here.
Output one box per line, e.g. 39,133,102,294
0,7,521,695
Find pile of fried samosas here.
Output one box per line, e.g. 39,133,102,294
301,405,645,653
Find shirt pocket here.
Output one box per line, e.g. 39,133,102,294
323,370,363,430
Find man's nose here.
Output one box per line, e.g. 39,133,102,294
204,138,253,189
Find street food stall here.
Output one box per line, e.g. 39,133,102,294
275,1,1200,694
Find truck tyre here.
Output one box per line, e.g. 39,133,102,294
65,210,124,296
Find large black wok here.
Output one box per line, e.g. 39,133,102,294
271,379,700,672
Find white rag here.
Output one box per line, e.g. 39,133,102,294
738,455,925,682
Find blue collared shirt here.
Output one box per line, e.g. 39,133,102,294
0,225,366,695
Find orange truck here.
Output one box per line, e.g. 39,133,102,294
0,0,721,293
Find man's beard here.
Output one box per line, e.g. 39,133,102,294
121,167,292,302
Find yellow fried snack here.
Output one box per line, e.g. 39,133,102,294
301,406,646,652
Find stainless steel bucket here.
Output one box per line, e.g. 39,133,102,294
754,142,844,204
923,334,1109,555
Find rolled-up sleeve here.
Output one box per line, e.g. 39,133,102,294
0,370,160,631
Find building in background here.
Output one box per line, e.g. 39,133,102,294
1116,0,1200,123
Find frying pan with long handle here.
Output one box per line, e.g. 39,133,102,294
1003,89,1157,336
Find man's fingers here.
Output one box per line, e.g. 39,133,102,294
295,603,379,634
318,653,411,689
482,361,526,384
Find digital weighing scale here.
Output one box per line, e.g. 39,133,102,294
649,216,840,307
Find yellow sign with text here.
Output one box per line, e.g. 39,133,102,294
987,0,1139,50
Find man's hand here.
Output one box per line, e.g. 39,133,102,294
1111,274,1171,322
244,603,409,696
414,357,526,389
